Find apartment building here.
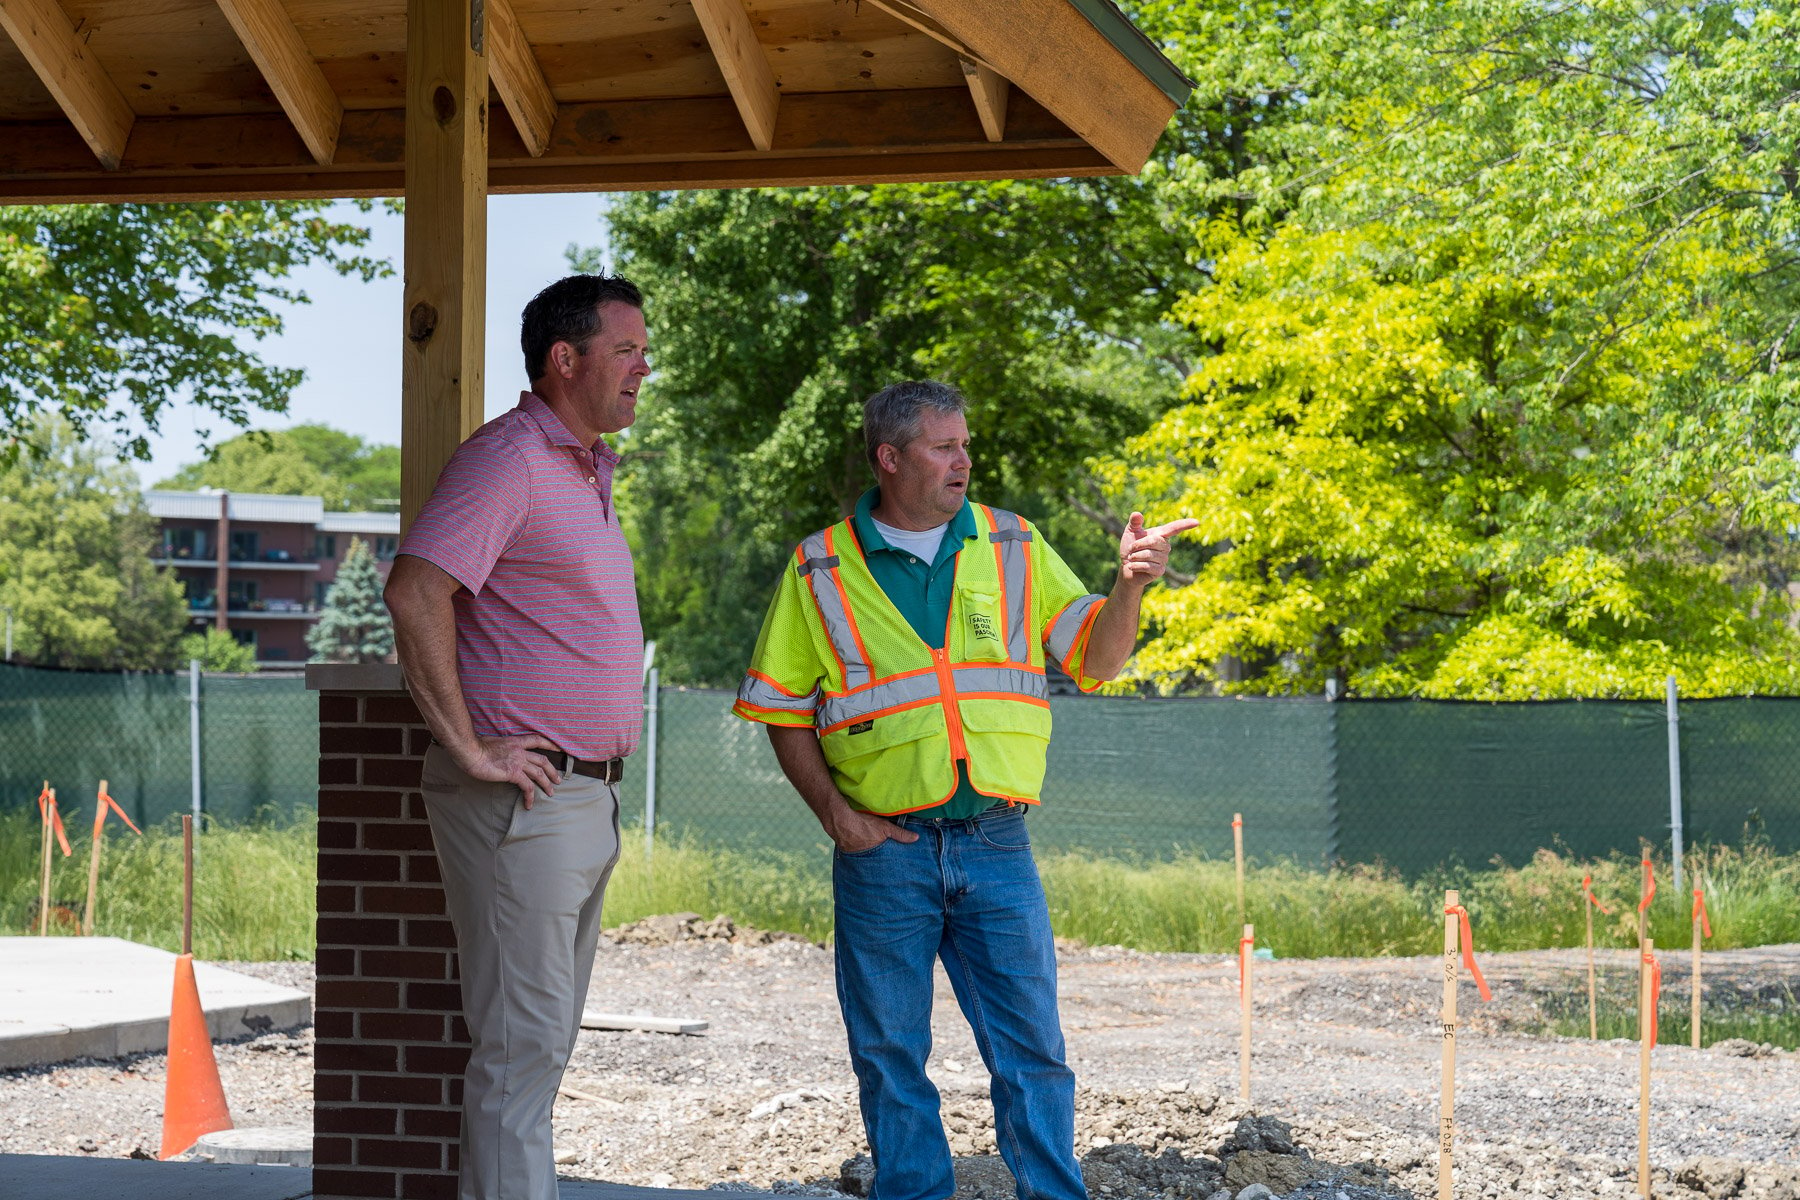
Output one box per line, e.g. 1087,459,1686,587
146,490,400,668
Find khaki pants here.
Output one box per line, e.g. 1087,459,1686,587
421,744,622,1200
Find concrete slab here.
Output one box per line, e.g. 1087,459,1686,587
0,938,311,1070
0,1155,765,1200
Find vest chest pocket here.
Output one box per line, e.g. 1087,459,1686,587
821,703,954,807
955,587,1009,663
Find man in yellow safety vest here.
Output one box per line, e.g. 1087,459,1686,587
734,380,1195,1200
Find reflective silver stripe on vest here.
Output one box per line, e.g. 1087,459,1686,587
817,671,942,730
818,665,1047,730
737,674,819,715
798,529,872,692
986,508,1033,663
952,664,1048,701
1045,593,1104,669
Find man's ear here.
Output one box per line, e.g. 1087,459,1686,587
552,341,578,378
875,444,898,475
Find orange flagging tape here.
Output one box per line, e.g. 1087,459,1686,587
1443,905,1493,1002
1238,933,1254,996
37,785,71,858
1691,889,1711,940
1642,947,1662,1046
1582,873,1613,915
1638,858,1656,913
93,785,143,837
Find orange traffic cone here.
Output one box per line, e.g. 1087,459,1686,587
159,952,233,1158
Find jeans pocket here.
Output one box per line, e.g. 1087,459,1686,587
836,838,890,860
974,811,1031,851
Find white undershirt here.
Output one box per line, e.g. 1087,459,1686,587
872,517,947,565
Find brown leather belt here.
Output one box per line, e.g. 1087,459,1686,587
548,750,625,785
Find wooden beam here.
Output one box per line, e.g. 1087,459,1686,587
960,57,1007,142
214,0,343,165
906,0,1178,171
0,89,1104,202
486,0,555,158
401,0,487,530
0,0,134,169
688,0,778,152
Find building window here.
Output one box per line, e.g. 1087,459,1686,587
163,528,209,560
373,535,399,561
314,581,333,608
230,628,257,650
314,533,337,560
227,580,260,610
229,530,259,561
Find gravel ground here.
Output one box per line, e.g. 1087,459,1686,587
2,922,1796,1200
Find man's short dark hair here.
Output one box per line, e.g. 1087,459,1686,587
521,274,643,382
863,380,968,472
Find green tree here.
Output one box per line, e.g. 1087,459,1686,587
1,202,386,464
0,415,185,670
179,627,257,674
307,538,394,664
1102,0,1800,698
158,423,400,511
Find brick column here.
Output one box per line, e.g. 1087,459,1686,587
308,663,467,1200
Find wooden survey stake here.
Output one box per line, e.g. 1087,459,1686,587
1638,936,1658,1199
37,784,53,936
1690,885,1710,1051
1233,812,1245,924
83,780,142,935
1238,922,1253,1102
1582,873,1611,1040
1439,888,1459,1200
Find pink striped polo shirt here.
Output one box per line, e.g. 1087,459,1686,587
399,392,642,761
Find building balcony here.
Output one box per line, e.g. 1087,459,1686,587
155,555,321,572
186,603,320,620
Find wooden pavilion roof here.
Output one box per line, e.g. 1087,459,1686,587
0,0,1192,204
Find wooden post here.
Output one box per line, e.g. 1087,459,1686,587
1638,936,1654,1199
1690,887,1703,1051
37,787,54,937
1238,921,1252,1102
1586,889,1598,1040
1439,888,1459,1200
1232,812,1245,925
182,814,195,956
83,779,107,935
401,0,490,530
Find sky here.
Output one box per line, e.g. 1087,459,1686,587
135,193,613,487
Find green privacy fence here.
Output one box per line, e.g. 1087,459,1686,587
4,663,1797,873
0,662,314,828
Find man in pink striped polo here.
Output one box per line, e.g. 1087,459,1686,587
384,274,649,1200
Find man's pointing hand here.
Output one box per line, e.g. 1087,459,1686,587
1118,512,1198,586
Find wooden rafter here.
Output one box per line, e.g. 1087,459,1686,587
486,0,556,159
689,0,779,152
214,0,343,165
960,57,1007,142
0,0,134,170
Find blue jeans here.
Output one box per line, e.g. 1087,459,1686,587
832,805,1085,1200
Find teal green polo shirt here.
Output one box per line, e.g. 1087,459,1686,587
850,487,997,819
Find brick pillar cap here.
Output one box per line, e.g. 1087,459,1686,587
307,663,408,692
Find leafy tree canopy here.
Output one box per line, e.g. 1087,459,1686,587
2,202,386,465
179,627,257,674
0,415,185,670
307,537,394,664
1101,0,1800,698
158,423,400,512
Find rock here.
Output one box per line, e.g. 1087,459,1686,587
1675,1155,1745,1197
1709,1038,1772,1059
1223,1149,1326,1194
951,1155,1017,1199
838,1154,875,1197
76,1138,97,1153
554,1148,580,1165
1217,1116,1302,1159
1235,1187,1276,1200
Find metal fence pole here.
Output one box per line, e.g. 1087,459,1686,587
189,659,203,829
1667,674,1684,891
644,666,659,860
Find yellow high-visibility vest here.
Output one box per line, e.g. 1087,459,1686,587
735,504,1106,814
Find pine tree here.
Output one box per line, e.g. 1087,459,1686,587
307,537,394,664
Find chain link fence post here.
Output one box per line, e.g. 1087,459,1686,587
1667,675,1684,890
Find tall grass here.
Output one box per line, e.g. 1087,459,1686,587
3,809,1795,962
0,810,315,960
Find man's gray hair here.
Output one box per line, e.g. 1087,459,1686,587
863,380,968,472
